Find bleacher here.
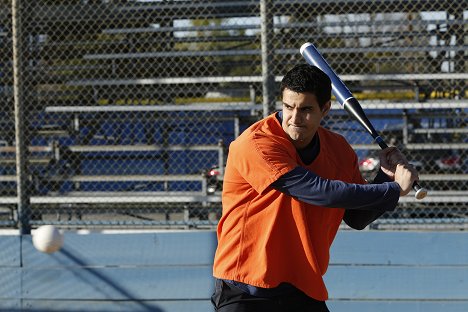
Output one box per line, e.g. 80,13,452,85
0,0,466,227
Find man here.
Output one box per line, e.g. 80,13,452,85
212,64,419,311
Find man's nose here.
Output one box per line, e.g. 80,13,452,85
291,109,302,123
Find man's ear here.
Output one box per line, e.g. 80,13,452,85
321,100,331,117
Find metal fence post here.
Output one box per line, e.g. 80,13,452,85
260,0,276,117
11,0,31,234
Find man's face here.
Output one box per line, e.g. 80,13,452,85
281,88,330,149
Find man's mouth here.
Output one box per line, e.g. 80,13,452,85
290,124,305,130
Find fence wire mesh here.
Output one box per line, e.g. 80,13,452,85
0,0,466,229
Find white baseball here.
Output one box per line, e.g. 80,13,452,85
32,225,64,253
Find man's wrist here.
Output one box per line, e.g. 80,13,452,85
373,168,393,183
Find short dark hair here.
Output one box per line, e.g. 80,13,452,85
280,64,332,109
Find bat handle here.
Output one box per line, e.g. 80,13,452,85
374,137,428,200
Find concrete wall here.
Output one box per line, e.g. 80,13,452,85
0,230,467,311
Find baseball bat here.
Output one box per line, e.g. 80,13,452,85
300,42,427,200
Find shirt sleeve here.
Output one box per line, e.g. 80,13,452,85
373,168,393,183
230,131,298,194
342,169,399,229
271,166,400,211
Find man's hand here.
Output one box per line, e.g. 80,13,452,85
379,147,408,179
394,163,419,196
379,147,419,196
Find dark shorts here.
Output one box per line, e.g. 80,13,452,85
211,279,330,312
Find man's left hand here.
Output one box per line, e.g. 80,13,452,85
379,147,410,180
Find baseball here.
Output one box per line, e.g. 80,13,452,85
32,225,64,254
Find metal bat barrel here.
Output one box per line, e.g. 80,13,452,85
300,42,353,105
300,42,427,200
300,43,381,139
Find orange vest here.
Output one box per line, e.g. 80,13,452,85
213,113,366,300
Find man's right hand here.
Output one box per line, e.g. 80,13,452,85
394,163,419,196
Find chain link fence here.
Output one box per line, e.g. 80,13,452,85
0,0,466,230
